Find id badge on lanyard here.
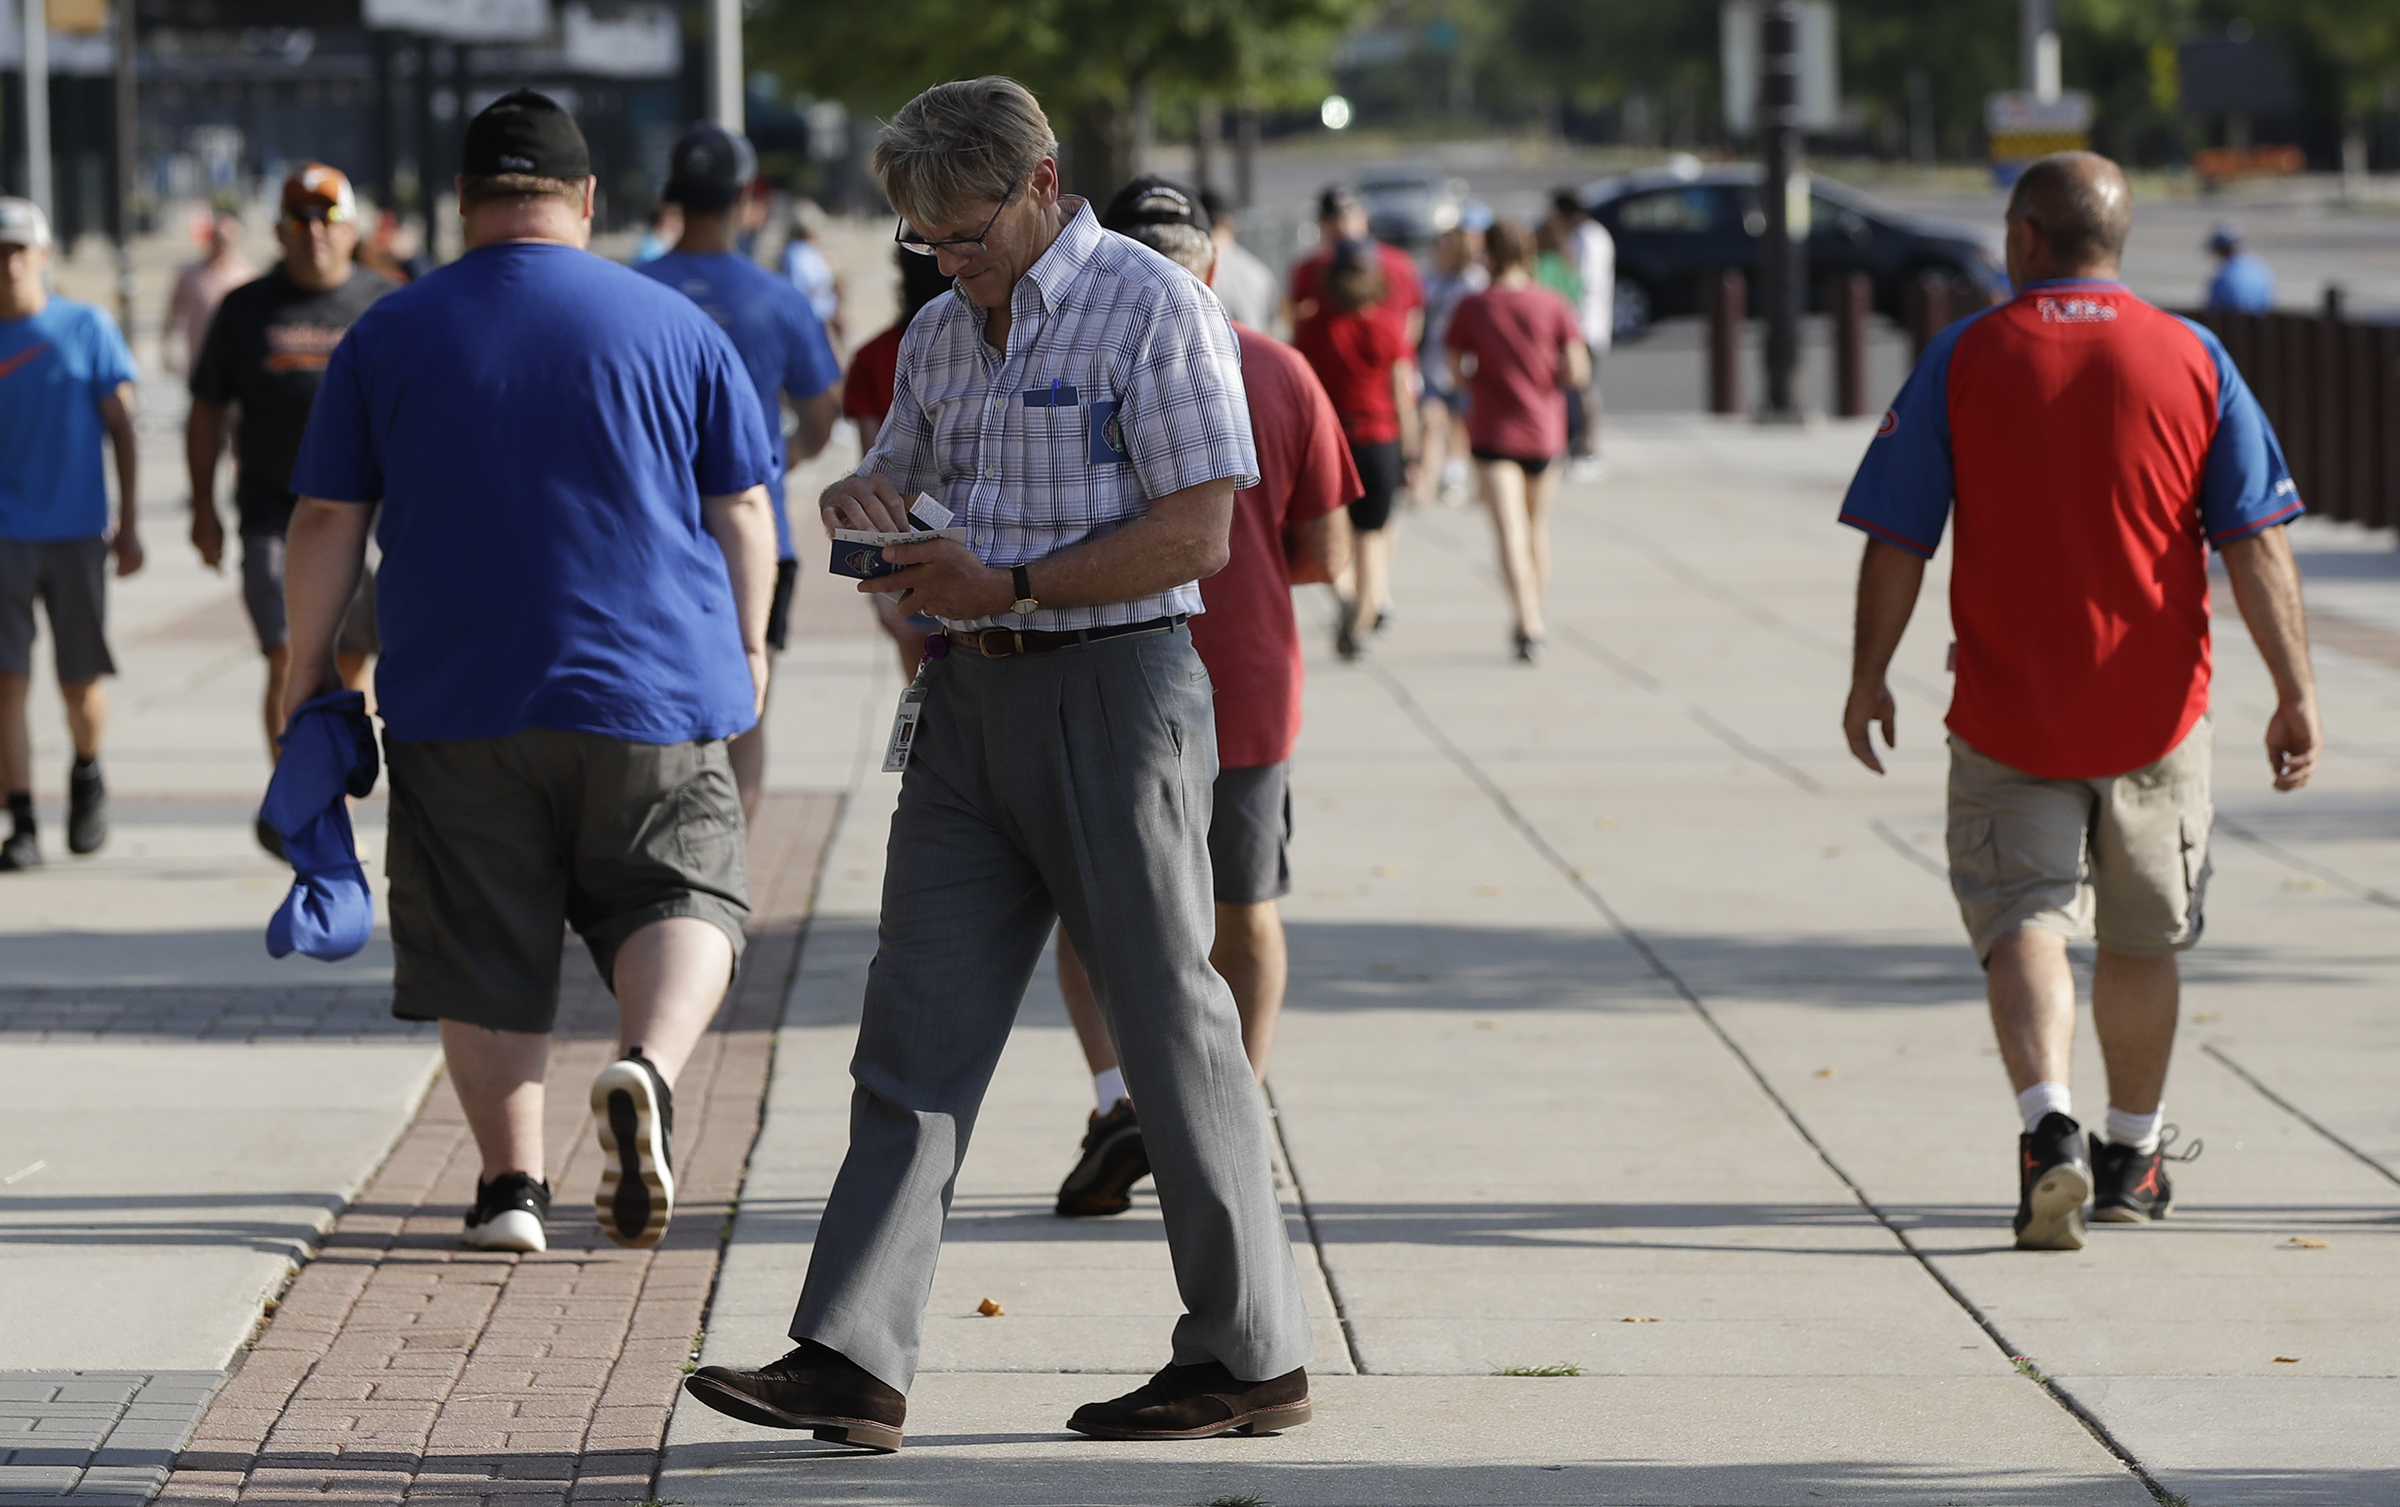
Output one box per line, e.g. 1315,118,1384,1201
883,636,949,773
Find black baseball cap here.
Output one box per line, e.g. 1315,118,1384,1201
663,122,757,212
461,89,591,180
1099,175,1209,235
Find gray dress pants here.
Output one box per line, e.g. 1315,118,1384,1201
789,624,1314,1394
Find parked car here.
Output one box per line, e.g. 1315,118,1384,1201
1358,163,1471,249
1581,163,2006,340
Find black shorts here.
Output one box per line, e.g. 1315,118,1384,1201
384,728,750,1032
1209,761,1292,906
766,558,799,653
1471,449,1553,478
1347,438,1405,532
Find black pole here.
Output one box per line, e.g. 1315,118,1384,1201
112,0,137,334
1758,0,1804,421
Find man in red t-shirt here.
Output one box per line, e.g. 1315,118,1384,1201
1051,178,1359,1218
1840,154,2320,1253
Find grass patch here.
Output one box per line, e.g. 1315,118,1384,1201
1494,1363,1583,1377
1202,1496,1268,1507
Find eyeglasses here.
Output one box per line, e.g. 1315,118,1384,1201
283,204,351,227
894,191,1015,258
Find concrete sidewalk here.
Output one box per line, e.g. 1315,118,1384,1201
661,416,2400,1506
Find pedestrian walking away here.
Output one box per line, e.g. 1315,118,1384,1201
780,197,846,347
2203,220,2275,314
0,197,141,872
641,121,844,820
1293,189,1416,660
682,76,1316,1454
1049,174,1357,1221
1838,152,2319,1253
164,207,257,375
1198,189,1279,334
1414,223,1488,508
1550,188,1614,477
281,90,782,1257
187,163,395,855
842,247,967,676
1446,219,1588,662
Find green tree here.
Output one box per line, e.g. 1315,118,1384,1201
751,0,1373,197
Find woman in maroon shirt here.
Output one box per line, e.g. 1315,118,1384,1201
1293,238,1414,659
1445,220,1589,660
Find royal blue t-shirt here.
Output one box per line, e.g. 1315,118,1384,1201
0,298,138,541
291,241,779,744
636,249,841,561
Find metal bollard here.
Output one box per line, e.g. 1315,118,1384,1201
1833,272,1872,417
1706,267,1746,415
1907,271,1953,362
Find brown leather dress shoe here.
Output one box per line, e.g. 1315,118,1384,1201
1066,1360,1311,1440
683,1341,906,1452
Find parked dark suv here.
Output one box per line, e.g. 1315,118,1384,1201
1582,164,2006,339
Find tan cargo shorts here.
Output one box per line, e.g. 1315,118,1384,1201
1946,717,2213,965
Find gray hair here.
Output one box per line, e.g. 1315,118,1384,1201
874,76,1057,229
1120,223,1215,280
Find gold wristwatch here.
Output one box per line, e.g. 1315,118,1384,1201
1009,564,1040,617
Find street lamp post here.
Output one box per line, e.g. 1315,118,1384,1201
22,0,51,217
1758,0,1805,421
113,0,137,333
710,0,742,133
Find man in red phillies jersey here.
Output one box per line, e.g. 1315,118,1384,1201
1837,153,2319,1253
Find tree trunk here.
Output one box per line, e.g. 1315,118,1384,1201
1065,76,1150,201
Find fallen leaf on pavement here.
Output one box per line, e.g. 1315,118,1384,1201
1813,1068,1834,1078
2281,1237,2328,1250
1621,1316,1659,1323
977,1298,1004,1316
2274,1356,2300,1363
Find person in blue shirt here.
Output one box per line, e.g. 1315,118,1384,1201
2204,221,2275,313
283,91,781,1258
639,122,843,818
0,197,142,872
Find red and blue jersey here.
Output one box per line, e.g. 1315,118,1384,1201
1839,279,2302,780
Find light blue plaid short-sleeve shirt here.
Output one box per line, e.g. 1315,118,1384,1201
861,199,1261,632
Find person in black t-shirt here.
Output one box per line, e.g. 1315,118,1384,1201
188,164,395,795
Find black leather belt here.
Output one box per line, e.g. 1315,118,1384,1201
943,614,1187,659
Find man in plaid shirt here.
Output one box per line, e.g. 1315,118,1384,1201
684,77,1315,1451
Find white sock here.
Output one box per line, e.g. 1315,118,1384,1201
2017,1081,2073,1133
2104,1104,2163,1154
1093,1067,1127,1114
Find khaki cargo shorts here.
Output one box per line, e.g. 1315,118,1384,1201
1946,718,2213,965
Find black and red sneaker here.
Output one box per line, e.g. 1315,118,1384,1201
1056,1098,1148,1217
2014,1110,2091,1251
2090,1127,2201,1224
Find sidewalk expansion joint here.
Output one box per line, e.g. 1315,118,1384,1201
1262,1082,1369,1377
1364,656,2182,1507
2202,1044,2400,1190
2216,813,2400,912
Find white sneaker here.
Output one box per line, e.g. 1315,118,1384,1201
462,1171,550,1252
591,1048,676,1249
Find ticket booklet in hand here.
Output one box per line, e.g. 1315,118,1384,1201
829,494,968,579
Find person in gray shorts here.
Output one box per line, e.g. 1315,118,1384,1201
188,163,393,857
1051,176,1358,1220
0,196,142,872
281,92,780,1258
1839,154,2319,1252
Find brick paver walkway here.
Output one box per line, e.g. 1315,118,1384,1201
154,793,839,1507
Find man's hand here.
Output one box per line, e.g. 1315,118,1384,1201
2264,696,2321,791
820,472,914,535
190,505,225,572
867,538,1013,620
111,526,145,578
1843,680,1898,775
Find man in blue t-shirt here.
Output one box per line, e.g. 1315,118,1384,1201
638,122,842,817
2204,221,2275,313
0,197,142,872
284,92,781,1258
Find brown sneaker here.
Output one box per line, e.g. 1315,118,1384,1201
1067,1361,1311,1440
1055,1097,1148,1217
683,1341,906,1452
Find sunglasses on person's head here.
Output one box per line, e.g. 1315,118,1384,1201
894,189,1018,258
284,203,351,226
